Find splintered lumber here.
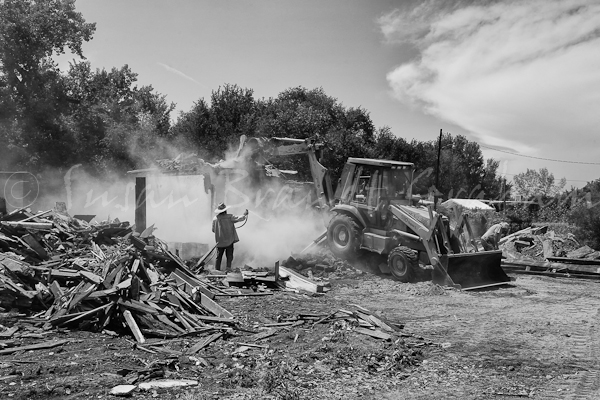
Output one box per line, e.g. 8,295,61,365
50,303,113,326
199,293,233,319
79,270,104,285
0,339,71,355
123,310,145,344
0,327,18,339
499,227,533,245
355,311,394,332
354,327,392,341
169,271,214,298
155,314,187,334
1,221,53,230
67,282,97,312
118,299,160,315
278,266,324,293
21,234,49,259
187,332,223,354
18,209,52,223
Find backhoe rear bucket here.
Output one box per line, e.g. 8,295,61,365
446,250,511,290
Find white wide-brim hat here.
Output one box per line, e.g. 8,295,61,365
214,203,231,214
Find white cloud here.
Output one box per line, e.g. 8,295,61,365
157,62,201,85
381,0,600,170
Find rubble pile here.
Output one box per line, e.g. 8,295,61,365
500,226,599,262
0,206,242,341
500,225,600,279
281,250,368,281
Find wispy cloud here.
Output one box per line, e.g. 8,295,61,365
380,0,600,161
157,62,201,85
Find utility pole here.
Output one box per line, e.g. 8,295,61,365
434,129,442,207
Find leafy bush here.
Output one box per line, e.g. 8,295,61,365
569,203,600,249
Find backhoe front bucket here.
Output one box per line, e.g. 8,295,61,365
446,251,511,290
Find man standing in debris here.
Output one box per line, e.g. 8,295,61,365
212,202,248,271
480,222,510,251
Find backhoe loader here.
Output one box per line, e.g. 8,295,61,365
236,137,511,290
327,158,510,290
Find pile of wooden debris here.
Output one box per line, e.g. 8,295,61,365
500,225,600,280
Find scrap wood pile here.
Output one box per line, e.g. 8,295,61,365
281,250,370,281
500,225,600,279
0,205,240,343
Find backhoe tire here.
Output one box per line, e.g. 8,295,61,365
327,214,361,260
388,246,418,283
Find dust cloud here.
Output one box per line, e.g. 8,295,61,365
5,135,330,270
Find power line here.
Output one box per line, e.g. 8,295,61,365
479,143,600,165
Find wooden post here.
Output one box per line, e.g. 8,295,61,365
135,177,146,234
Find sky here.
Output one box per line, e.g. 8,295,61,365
63,0,600,190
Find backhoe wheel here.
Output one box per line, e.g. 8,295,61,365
327,214,361,260
388,246,418,283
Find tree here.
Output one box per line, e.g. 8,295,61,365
481,159,510,200
512,168,566,199
0,0,96,170
569,179,600,249
63,62,174,173
171,84,256,160
254,87,376,181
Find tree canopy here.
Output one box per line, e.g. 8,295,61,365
513,168,566,199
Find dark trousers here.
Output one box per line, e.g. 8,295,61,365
215,244,234,271
481,238,494,251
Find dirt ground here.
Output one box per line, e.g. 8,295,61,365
1,270,600,400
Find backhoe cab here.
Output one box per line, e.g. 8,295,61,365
327,158,510,290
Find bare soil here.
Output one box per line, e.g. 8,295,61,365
2,271,600,400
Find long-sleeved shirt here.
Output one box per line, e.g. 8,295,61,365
212,213,246,248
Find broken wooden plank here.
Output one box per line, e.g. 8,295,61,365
53,303,112,326
0,339,71,355
198,293,233,319
1,221,53,230
67,282,97,312
354,327,392,341
79,270,104,285
0,326,18,338
16,209,52,223
187,332,222,354
123,309,145,344
118,299,160,315
278,266,323,293
21,234,49,260
155,314,187,334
